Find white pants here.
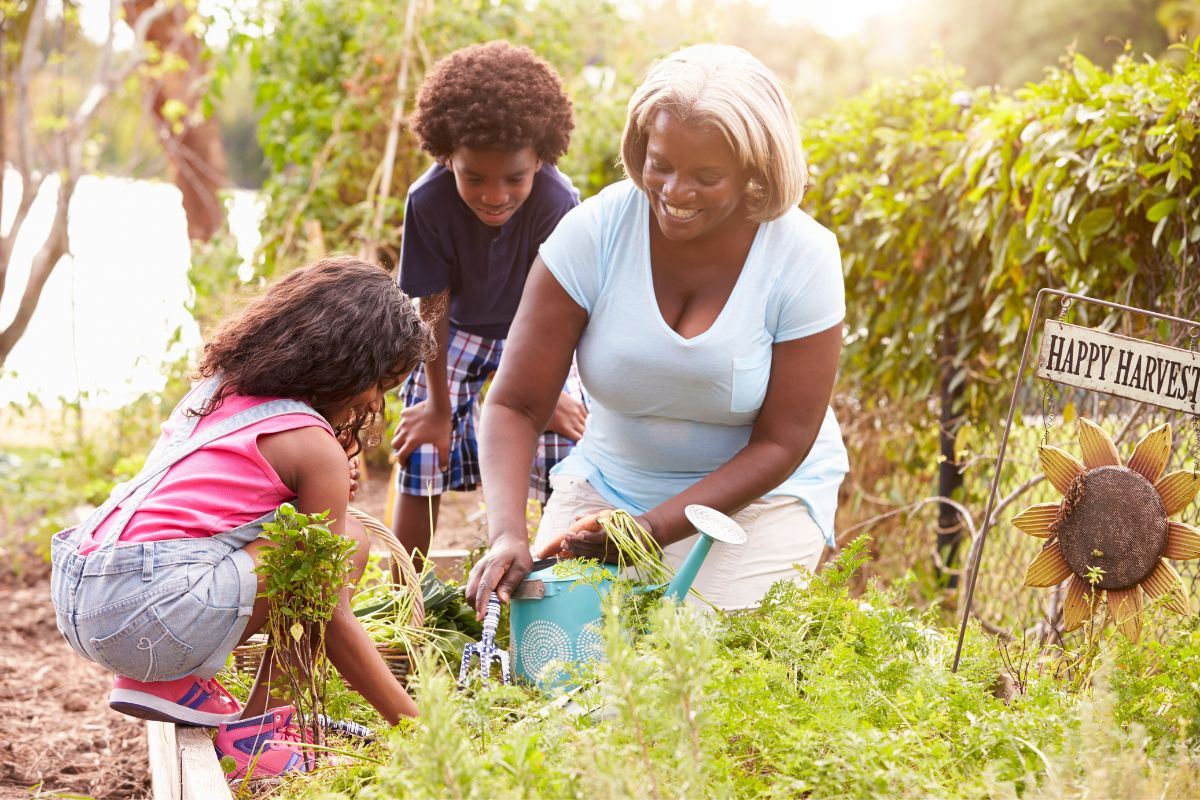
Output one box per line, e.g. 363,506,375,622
535,474,827,610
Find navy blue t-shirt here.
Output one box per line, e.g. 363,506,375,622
398,163,579,339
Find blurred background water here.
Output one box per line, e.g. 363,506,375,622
0,170,260,410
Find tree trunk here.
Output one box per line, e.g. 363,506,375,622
0,175,73,366
123,0,229,241
936,321,966,587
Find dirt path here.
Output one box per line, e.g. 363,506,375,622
0,476,485,799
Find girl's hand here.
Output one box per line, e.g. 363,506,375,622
348,457,360,502
545,391,587,441
391,400,452,465
466,536,534,616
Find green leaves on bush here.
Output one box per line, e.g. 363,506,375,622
274,538,1200,799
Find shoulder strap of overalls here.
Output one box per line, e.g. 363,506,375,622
78,377,327,552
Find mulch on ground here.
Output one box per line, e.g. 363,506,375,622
0,474,486,799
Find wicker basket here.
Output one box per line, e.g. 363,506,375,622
229,507,423,684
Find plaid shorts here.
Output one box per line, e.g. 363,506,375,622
396,325,587,503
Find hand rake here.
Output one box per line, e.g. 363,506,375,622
457,591,511,687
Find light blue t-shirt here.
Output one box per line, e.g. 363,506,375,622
540,180,849,545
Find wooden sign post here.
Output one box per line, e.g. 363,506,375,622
951,290,1200,671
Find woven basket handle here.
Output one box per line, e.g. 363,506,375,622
348,506,426,629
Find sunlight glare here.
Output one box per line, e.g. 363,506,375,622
768,0,917,38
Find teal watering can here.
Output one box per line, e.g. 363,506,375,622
508,504,746,688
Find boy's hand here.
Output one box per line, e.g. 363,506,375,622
348,457,360,502
391,400,452,465
545,391,587,441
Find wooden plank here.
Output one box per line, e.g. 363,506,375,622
146,721,181,800
429,548,470,582
146,722,232,800
178,726,233,800
1037,321,1200,414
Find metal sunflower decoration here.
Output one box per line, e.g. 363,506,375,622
1015,419,1200,640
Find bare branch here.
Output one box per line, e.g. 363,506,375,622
0,176,73,366
72,1,174,135
15,0,46,186
363,0,424,256
837,495,979,546
90,0,122,96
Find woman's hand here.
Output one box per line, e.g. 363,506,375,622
465,536,534,617
555,511,658,564
391,400,452,465
348,457,360,502
545,391,587,441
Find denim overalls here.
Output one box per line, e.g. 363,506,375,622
50,378,324,681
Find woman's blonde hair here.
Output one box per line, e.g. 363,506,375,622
620,44,808,223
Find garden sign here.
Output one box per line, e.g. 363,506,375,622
953,289,1200,671
1037,321,1200,414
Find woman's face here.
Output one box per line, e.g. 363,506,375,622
641,110,749,244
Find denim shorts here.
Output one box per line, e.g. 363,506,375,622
50,519,261,682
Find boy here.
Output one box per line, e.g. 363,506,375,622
390,41,586,567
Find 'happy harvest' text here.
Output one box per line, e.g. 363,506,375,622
1036,321,1200,414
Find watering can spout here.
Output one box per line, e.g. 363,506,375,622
663,505,748,603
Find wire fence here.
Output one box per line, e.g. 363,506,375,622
960,393,1200,639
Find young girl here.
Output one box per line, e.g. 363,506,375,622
50,256,430,779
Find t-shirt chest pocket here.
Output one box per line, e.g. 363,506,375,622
730,349,772,413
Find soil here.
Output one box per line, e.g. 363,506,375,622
0,473,485,800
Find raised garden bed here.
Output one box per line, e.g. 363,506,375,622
146,722,230,800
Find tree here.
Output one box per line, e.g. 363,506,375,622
123,0,230,241
0,0,173,367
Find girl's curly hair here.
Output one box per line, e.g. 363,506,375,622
410,41,574,163
195,256,432,456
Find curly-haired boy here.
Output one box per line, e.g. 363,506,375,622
390,41,586,567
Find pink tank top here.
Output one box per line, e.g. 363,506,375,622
79,390,335,554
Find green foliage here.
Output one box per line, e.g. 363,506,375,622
805,45,1200,536
263,539,1200,799
1110,613,1200,752
256,502,357,748
234,0,638,278
258,503,355,628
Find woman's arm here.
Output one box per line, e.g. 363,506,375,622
563,322,842,557
465,257,589,611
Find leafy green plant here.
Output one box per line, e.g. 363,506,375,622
353,561,484,665
256,502,357,751
260,537,1200,799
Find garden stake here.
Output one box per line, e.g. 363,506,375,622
458,591,510,687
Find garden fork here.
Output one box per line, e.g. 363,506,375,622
457,591,511,687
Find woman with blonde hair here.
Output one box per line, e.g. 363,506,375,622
467,44,848,611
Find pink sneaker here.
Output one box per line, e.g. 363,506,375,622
109,674,242,726
215,706,311,781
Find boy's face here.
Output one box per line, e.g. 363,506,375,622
445,146,542,227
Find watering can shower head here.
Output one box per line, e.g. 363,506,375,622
684,504,748,545
661,505,748,603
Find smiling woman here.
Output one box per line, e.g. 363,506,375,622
467,44,849,614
